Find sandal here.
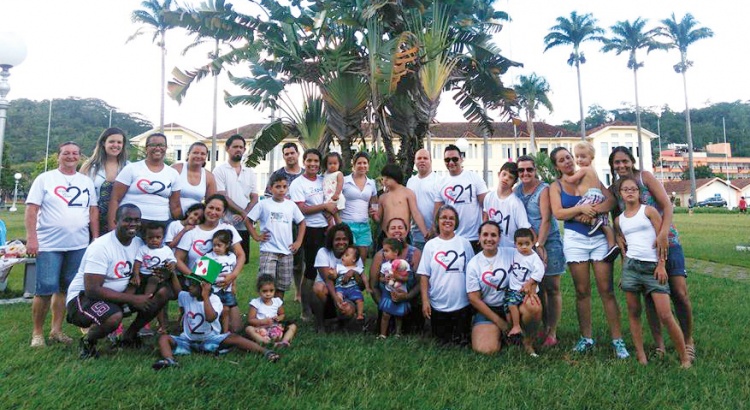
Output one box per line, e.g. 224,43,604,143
152,358,179,370
274,341,290,349
508,332,524,346
652,347,666,360
263,349,280,363
49,331,73,345
686,344,696,363
376,334,387,340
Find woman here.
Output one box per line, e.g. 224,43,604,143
289,148,338,320
171,142,217,215
81,127,129,236
108,133,182,231
548,147,629,358
174,194,245,331
341,151,378,262
514,155,566,347
369,217,423,335
418,205,475,346
467,221,541,355
25,141,98,347
608,146,695,361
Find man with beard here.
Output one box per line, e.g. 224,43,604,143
214,135,259,263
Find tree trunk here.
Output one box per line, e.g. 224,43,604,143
526,109,536,153
633,67,644,171
575,55,586,140
159,31,166,133
681,52,697,203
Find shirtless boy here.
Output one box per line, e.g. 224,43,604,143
373,164,429,245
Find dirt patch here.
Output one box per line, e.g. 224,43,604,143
688,258,750,282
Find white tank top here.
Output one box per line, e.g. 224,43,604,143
179,165,207,214
618,204,658,262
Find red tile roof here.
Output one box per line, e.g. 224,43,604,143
662,177,722,194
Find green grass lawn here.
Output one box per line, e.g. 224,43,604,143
2,207,750,409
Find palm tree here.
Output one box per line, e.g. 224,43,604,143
544,11,604,140
129,0,174,132
600,18,663,170
514,73,553,153
658,13,714,202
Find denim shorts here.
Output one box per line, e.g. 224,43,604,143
543,237,566,276
666,243,687,277
215,289,238,307
563,230,609,263
171,333,230,355
336,286,364,302
344,221,373,247
621,258,671,295
472,305,506,326
35,248,86,296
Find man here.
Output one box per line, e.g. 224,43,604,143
66,204,172,359
213,135,259,263
434,144,488,252
263,142,306,304
406,148,441,250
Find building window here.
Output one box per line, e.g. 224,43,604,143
215,150,220,161
604,172,611,186
175,149,182,161
174,135,183,141
600,142,608,157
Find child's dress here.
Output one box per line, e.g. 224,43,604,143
378,260,410,317
323,171,346,210
249,296,285,340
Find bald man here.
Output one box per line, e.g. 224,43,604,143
406,149,442,250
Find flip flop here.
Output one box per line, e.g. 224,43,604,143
508,332,524,346
263,349,280,363
686,344,696,362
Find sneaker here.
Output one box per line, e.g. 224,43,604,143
138,323,155,337
588,219,604,235
30,334,46,348
152,358,179,370
572,336,595,353
603,245,621,263
49,331,73,345
79,337,99,360
612,338,630,359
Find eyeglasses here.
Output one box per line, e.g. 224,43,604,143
444,157,461,164
518,167,535,174
147,143,167,148
620,187,639,193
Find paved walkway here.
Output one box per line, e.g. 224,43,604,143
688,258,750,282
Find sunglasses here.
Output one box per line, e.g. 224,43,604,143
444,157,461,163
518,167,535,173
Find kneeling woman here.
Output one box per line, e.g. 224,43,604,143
418,205,475,346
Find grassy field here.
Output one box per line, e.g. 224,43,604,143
1,207,749,409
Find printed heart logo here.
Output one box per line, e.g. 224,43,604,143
143,255,161,269
433,250,460,271
192,239,212,256
434,251,448,269
54,186,82,205
443,186,458,202
113,261,133,278
487,208,498,220
136,179,167,195
481,268,508,291
186,312,206,333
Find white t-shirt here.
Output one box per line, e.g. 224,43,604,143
178,291,223,341
66,232,144,304
165,220,186,244
115,160,181,221
205,251,237,292
135,244,176,276
314,248,364,283
340,174,377,223
483,191,531,248
289,174,327,228
406,172,441,242
335,264,364,289
247,198,305,255
508,250,545,292
436,170,488,241
465,248,515,307
417,235,475,312
249,297,284,320
26,170,97,251
213,163,258,231
176,223,242,270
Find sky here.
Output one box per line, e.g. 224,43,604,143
0,0,747,137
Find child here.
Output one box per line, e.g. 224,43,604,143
165,203,204,249
245,274,298,347
132,223,176,335
506,228,545,356
482,162,532,248
375,164,429,246
614,177,690,368
334,246,366,323
377,238,410,338
247,174,306,299
205,229,239,333
152,275,279,370
323,152,345,225
564,141,619,261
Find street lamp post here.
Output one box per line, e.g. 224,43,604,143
0,32,28,182
9,172,21,212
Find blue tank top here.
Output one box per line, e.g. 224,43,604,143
514,182,561,242
558,181,602,236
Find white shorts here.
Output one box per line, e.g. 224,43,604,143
563,230,608,263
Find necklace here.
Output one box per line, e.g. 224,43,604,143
60,171,77,187
483,252,498,271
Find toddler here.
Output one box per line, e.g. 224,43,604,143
205,229,239,333
506,228,545,356
335,246,366,322
245,274,298,348
564,141,619,261
132,223,176,334
165,203,204,249
377,238,410,338
323,152,345,225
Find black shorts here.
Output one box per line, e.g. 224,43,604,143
66,292,123,328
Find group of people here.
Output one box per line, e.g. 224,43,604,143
24,126,695,368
